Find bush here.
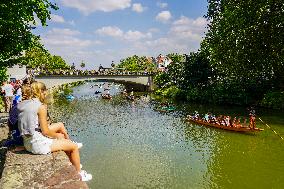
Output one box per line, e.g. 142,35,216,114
260,91,284,109
154,72,170,88
155,86,185,100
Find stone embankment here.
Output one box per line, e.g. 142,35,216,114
0,113,88,189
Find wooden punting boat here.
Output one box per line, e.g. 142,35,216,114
101,94,112,99
186,117,264,132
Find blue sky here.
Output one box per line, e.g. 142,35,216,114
34,0,208,69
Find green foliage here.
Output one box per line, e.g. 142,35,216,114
155,86,185,100
19,43,70,70
0,66,8,83
0,0,58,65
80,61,86,69
182,52,212,90
154,72,171,88
260,91,284,109
167,53,186,64
205,0,284,90
163,86,184,99
117,55,156,72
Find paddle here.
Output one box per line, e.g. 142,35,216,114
258,117,284,140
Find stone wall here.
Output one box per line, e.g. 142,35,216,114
0,114,88,189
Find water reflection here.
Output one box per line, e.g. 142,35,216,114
49,82,284,189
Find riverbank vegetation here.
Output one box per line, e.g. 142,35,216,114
117,1,284,109
154,1,284,109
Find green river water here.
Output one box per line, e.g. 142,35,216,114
50,82,284,189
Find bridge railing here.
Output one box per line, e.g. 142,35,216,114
31,69,156,77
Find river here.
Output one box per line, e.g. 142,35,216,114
49,82,284,189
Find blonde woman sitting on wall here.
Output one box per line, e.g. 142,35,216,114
17,82,92,181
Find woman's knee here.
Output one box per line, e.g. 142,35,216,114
51,139,78,152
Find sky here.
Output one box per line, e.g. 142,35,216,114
33,0,208,69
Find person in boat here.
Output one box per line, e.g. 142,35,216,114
243,117,248,127
216,115,222,125
192,111,200,120
219,115,226,126
160,102,169,108
122,89,127,96
231,117,237,127
204,113,209,122
235,117,242,128
249,113,256,129
209,114,218,124
130,90,134,97
102,90,112,99
17,81,92,181
225,116,231,127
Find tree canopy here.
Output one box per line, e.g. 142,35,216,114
117,55,156,72
204,0,284,90
0,0,58,66
19,43,70,70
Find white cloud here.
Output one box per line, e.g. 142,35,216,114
40,28,98,67
68,20,76,26
170,16,208,40
43,29,91,47
132,3,145,13
157,2,168,8
95,26,124,37
148,28,160,33
118,16,208,58
124,30,152,41
50,14,65,23
96,26,152,41
61,0,132,15
48,28,81,36
156,11,172,23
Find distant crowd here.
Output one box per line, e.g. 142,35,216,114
27,68,153,77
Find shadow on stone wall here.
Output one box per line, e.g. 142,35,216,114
0,147,7,179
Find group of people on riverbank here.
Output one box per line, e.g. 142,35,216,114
188,111,256,129
2,79,92,182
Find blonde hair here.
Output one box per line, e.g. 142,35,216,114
21,84,32,100
31,81,47,103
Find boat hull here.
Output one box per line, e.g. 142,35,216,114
186,118,263,132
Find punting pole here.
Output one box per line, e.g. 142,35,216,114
259,118,284,140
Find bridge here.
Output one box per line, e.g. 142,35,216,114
35,74,154,91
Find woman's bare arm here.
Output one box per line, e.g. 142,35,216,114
38,105,64,139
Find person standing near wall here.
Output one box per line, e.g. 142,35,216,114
1,81,14,112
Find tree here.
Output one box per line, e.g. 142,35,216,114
204,0,284,92
117,55,156,72
19,43,70,70
80,61,86,69
0,0,58,66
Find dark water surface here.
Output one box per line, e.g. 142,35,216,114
50,82,284,189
